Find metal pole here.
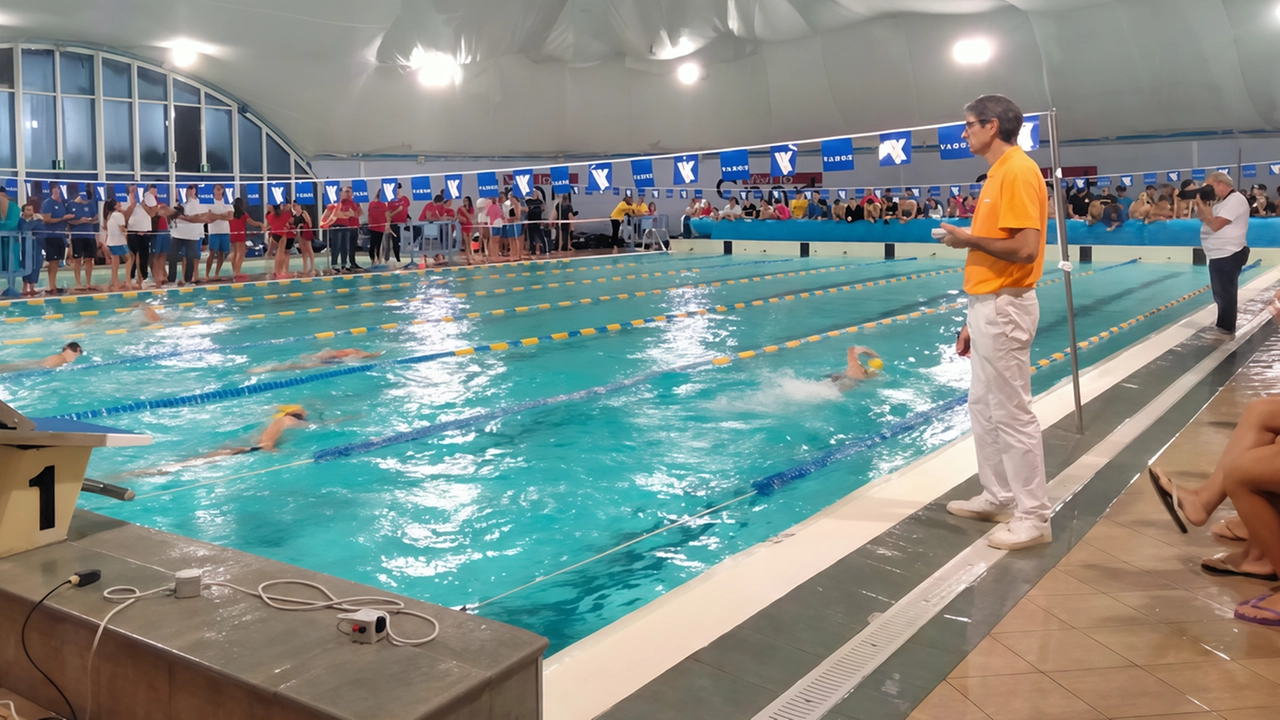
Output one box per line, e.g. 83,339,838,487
1047,108,1085,433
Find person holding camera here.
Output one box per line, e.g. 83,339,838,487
1193,172,1250,335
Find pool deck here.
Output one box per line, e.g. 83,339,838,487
547,264,1280,719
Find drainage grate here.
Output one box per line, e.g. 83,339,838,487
752,557,995,720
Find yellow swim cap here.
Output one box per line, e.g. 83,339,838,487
273,404,304,418
868,358,885,370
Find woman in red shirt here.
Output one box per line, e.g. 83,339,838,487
265,203,295,278
456,196,477,265
229,197,265,282
367,192,390,266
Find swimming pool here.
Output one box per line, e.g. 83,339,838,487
0,252,1251,652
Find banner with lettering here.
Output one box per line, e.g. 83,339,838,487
550,166,571,195
410,175,432,201
720,149,750,181
770,144,798,177
820,137,855,171
937,124,971,160
673,154,699,185
477,172,500,198
294,181,315,203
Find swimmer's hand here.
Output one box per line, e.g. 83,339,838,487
956,325,972,358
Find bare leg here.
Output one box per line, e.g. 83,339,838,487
1155,398,1280,527
1222,443,1280,619
1205,541,1274,577
46,261,59,293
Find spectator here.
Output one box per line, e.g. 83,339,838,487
939,93,1052,550
789,191,809,219
324,186,361,273
721,196,742,221
506,191,527,260
168,203,204,286
554,193,577,252
946,195,961,218
67,186,99,292
1115,185,1134,213
741,195,758,219
1176,179,1199,219
102,198,129,291
862,194,883,223
898,191,919,223
526,189,547,256
120,183,155,287
1144,192,1176,223
881,189,899,222
1128,189,1153,221
609,195,640,253
814,197,831,219
457,196,478,263
924,196,945,219
39,183,75,294
435,197,458,261
483,193,504,258
228,197,265,282
388,183,410,264
698,197,715,218
143,185,171,288
201,184,233,282
291,202,315,276
1195,171,1250,335
17,202,44,296
1068,182,1094,219
367,189,390,265
773,195,792,220
265,203,294,278
173,184,213,283
1249,184,1274,217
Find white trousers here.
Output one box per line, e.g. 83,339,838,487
967,290,1050,523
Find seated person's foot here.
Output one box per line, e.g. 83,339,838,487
1236,592,1280,626
1211,515,1249,542
1150,467,1212,527
1202,550,1277,580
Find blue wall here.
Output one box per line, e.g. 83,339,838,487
688,217,1280,248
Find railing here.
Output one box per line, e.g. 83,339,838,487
0,231,41,297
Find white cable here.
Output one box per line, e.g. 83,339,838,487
203,579,440,646
85,586,172,720
0,699,22,720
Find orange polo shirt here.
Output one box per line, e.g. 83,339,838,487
963,146,1048,295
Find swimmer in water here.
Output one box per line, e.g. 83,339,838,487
828,346,881,392
132,302,163,323
248,348,383,374
0,342,84,373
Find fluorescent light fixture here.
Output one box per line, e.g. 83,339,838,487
952,38,993,65
413,49,461,87
677,62,700,84
170,39,199,68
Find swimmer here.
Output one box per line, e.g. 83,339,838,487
248,348,383,374
132,302,163,323
0,342,84,373
828,346,881,391
423,253,448,266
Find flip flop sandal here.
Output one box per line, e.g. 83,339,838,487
1235,595,1280,627
1210,518,1249,542
1201,554,1279,581
1148,466,1188,534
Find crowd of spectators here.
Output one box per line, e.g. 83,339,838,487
681,187,993,233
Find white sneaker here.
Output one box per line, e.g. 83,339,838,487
988,519,1052,550
946,496,1014,523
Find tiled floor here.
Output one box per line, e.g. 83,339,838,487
908,346,1280,720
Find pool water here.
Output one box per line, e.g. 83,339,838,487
0,253,1243,652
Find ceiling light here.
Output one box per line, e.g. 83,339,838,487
952,38,993,65
415,50,461,87
170,39,199,68
677,62,701,85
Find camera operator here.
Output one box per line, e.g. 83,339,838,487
1191,172,1250,335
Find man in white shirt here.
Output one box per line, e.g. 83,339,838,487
1195,172,1250,334
203,183,234,281
172,185,213,286
721,196,743,221
125,183,157,286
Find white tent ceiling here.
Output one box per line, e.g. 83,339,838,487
3,0,1279,158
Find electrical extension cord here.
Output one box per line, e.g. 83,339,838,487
1,699,22,720
85,572,440,720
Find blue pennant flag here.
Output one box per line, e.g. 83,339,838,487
855,188,866,199
650,188,659,199
245,183,261,206
410,176,433,201
572,185,580,195
1096,176,1111,188
937,124,972,160
836,189,848,200
588,163,612,192
1270,163,1280,176
819,189,830,200
630,159,655,188
612,187,620,195
550,166,571,195
266,182,288,206
1073,178,1087,190
511,169,535,198
770,144,799,177
1119,175,1134,188
443,174,463,200
197,184,214,202
720,149,750,181
1191,169,1206,182
673,154,699,185
1143,172,1158,186
92,183,107,201
1243,165,1257,178
753,189,763,199
380,178,399,202
322,181,341,206
878,131,911,166
155,184,170,205
294,181,315,203
679,189,688,199
970,183,983,195
1,177,16,195
950,185,962,197
477,172,500,198
1216,166,1231,175
820,138,855,172
739,190,748,200
351,179,369,202
666,189,673,198
1167,171,1181,183
1017,117,1041,151
929,186,941,198
694,188,703,198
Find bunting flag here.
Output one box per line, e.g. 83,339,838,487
197,184,215,202
1243,165,1258,178
937,123,971,160
836,189,848,200
665,189,673,198
245,183,261,206
612,187,620,195
970,183,983,195
679,189,688,199
267,182,288,206
1167,171,1181,183
1095,176,1111,188
93,183,107,201
477,172,500,198
694,188,703,198
1215,166,1231,175
929,186,941,198
411,175,433,201
1017,117,1041,151
673,154,699,185
770,144,798,176
1120,175,1134,188
878,131,911,166
322,180,341,206
588,163,612,192
1191,169,1206,182
950,185,962,197
155,184,170,205
1270,164,1280,176
380,178,398,202
820,137,855,171
720,149,750,181
294,181,315,203
351,179,369,202
511,169,535,198
444,174,463,200
1143,172,1158,186
550,166,571,195
630,159,655,188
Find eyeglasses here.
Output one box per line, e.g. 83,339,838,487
964,119,990,130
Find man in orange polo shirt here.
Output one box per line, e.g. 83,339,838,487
937,94,1051,551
